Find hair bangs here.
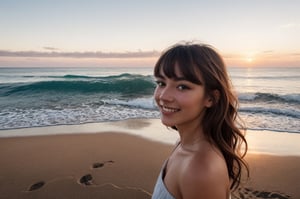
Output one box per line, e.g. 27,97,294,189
154,45,202,85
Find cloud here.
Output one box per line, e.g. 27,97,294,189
262,50,274,54
43,46,60,51
280,23,300,29
290,53,300,57
0,50,160,59
259,50,300,57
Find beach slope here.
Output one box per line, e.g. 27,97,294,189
0,122,299,198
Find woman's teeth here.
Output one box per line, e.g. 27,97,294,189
162,106,179,112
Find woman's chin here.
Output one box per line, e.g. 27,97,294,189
160,119,176,128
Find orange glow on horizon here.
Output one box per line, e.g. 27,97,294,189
224,51,300,67
0,51,299,68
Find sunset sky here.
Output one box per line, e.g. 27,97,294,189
0,0,299,67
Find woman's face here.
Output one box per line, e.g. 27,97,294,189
154,64,212,130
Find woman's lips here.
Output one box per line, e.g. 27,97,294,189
160,105,180,113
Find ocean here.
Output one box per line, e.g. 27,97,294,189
0,66,299,134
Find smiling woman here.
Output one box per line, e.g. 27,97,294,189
152,42,249,199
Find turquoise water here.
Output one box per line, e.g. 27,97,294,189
0,66,299,133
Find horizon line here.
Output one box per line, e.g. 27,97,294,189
0,50,161,59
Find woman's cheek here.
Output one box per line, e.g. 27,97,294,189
153,88,160,103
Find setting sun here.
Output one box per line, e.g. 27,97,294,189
246,57,254,63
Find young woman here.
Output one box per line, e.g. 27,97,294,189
152,43,249,199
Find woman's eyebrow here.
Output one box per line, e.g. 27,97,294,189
174,76,203,85
155,74,188,81
155,74,197,83
173,76,188,81
154,74,165,79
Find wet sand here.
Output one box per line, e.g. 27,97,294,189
0,119,299,199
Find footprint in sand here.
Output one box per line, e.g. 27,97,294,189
234,187,291,199
79,174,93,186
28,181,45,191
92,160,115,169
27,161,115,191
79,160,115,186
92,162,104,168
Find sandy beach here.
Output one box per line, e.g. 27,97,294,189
0,119,299,199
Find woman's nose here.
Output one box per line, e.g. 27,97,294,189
158,87,174,102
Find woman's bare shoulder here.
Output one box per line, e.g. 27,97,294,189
179,147,229,198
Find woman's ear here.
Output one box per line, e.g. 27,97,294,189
205,90,220,108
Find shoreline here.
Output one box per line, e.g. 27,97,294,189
1,118,300,156
1,131,299,198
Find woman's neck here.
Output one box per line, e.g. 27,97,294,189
176,122,207,151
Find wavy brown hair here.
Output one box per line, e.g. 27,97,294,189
154,42,249,190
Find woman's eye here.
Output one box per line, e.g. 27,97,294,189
155,81,165,87
177,85,190,90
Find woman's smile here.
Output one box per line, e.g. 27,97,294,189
160,105,181,114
